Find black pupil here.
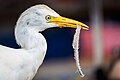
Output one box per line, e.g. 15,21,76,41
47,16,50,19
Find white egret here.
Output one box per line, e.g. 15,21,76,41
0,4,89,80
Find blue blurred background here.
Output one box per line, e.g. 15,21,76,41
0,0,120,80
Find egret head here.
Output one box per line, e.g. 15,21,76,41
16,4,89,32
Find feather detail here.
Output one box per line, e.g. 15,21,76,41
72,25,85,77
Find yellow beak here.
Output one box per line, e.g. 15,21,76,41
48,16,89,30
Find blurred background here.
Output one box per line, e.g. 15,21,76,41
0,0,120,80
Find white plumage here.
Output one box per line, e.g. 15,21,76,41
0,5,59,80
0,4,88,80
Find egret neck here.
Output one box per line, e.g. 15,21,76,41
15,26,47,66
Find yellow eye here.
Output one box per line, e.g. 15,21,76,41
45,15,52,20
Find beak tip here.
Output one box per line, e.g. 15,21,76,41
81,25,89,30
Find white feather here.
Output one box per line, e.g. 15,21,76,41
0,4,59,80
72,25,84,77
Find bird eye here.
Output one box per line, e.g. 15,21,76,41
45,15,51,20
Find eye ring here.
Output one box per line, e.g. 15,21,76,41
45,15,51,20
